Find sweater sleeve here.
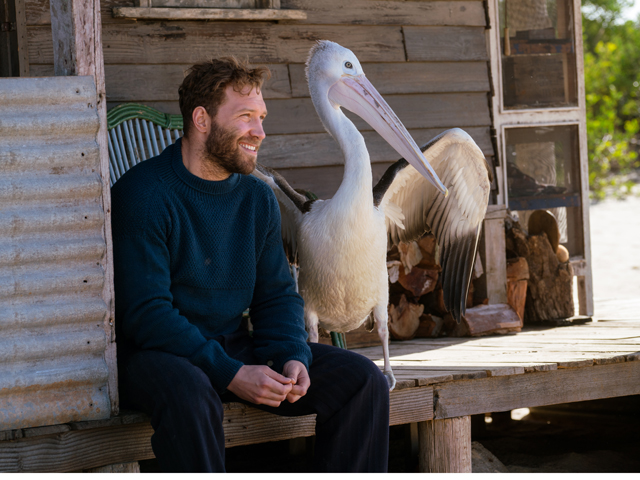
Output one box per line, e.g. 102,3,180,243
249,192,313,374
112,186,243,394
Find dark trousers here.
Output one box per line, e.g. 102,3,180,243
118,331,390,472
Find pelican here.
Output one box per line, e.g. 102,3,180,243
253,41,491,390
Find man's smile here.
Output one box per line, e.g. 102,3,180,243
239,142,259,154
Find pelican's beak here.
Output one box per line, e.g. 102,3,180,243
328,74,448,197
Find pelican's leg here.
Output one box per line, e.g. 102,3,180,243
373,303,396,391
305,308,319,343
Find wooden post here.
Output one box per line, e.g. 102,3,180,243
418,416,472,473
49,0,118,416
483,205,508,305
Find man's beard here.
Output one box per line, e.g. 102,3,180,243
203,120,259,176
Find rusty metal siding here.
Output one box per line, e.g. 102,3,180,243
0,76,112,431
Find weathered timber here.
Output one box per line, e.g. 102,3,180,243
288,62,491,97
112,7,308,21
0,421,154,473
281,0,486,26
404,26,488,61
462,303,522,336
418,416,472,473
27,0,487,26
271,162,391,199
85,462,140,473
31,63,292,100
482,206,508,305
49,0,117,417
261,93,492,135
258,127,494,169
28,23,405,65
433,361,640,419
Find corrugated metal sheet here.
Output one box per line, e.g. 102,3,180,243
0,77,112,431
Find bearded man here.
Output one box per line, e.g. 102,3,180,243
111,57,390,473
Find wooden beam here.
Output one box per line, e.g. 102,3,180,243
433,360,640,419
418,416,472,473
29,23,406,65
15,0,29,76
482,206,508,305
111,7,307,21
49,0,117,417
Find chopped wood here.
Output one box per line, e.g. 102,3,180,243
389,294,424,340
415,314,444,338
417,234,438,268
398,241,423,274
398,266,440,297
507,221,574,322
527,209,560,253
443,304,522,337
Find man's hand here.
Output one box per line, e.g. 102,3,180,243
227,365,293,407
282,360,310,403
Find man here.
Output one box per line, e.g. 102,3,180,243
111,57,389,473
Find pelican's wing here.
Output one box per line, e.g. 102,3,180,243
252,163,311,264
374,128,492,321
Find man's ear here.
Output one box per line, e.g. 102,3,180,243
192,106,210,134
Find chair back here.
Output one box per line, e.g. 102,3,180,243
107,104,183,185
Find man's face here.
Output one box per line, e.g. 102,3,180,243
204,84,267,176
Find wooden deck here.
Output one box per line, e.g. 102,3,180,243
1,318,639,472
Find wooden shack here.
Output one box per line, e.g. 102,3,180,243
0,0,597,472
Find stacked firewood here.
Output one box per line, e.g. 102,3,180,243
386,234,504,339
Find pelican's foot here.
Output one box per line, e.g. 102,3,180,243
384,370,396,391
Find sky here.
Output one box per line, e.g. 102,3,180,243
622,1,640,21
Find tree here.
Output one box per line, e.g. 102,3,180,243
582,0,640,198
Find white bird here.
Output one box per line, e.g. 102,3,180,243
253,41,491,390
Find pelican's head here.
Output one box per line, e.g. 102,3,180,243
306,40,448,197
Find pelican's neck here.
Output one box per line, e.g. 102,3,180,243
313,92,373,209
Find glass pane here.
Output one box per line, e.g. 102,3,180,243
499,0,578,109
506,125,583,256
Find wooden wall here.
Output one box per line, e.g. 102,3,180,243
25,0,495,199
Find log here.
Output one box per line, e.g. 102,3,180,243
414,314,444,338
418,416,472,473
463,304,522,336
398,266,439,298
388,294,424,340
506,257,529,321
507,221,574,322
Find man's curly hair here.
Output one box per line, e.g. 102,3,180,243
178,57,270,138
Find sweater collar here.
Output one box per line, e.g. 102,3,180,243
171,138,241,195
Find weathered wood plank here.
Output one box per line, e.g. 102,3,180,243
281,0,486,26
262,93,491,135
433,361,640,419
259,127,493,169
31,63,293,100
27,0,487,26
404,26,488,61
222,402,317,447
112,7,308,21
288,61,490,97
28,23,406,65
0,422,154,473
273,162,392,199
390,386,434,424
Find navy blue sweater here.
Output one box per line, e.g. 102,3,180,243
111,139,312,394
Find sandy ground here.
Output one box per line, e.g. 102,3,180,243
589,195,640,313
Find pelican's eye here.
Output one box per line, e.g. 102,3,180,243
344,61,353,69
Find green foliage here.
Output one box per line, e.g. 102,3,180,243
583,0,640,198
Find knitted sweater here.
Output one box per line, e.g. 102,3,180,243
111,139,312,394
